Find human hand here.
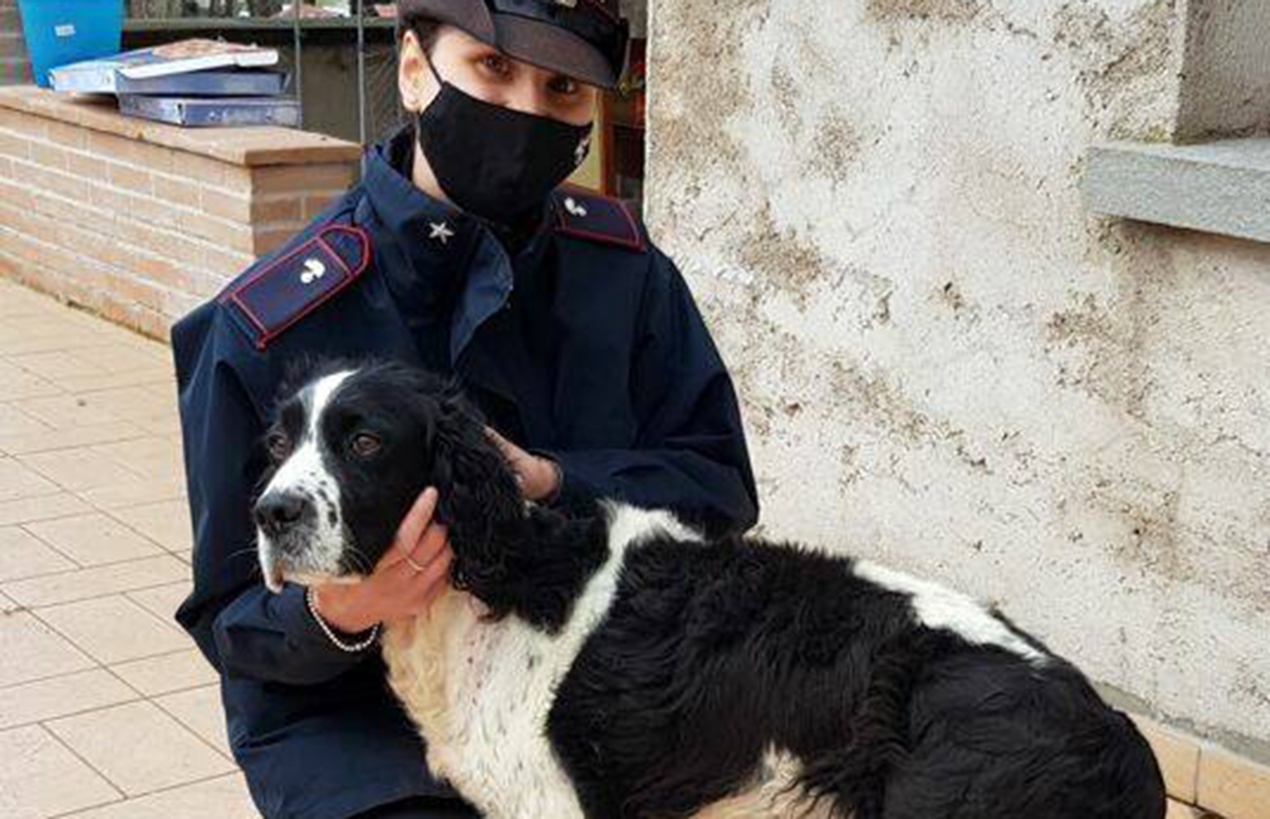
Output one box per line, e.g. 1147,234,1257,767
310,487,453,633
485,427,561,502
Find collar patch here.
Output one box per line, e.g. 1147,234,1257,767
551,188,645,253
220,224,372,350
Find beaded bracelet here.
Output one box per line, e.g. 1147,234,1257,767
305,587,380,653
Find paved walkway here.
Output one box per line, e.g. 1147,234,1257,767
0,277,1209,818
0,278,255,818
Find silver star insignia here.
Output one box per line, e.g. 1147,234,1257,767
429,221,455,245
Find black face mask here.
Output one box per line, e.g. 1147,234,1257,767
416,56,593,227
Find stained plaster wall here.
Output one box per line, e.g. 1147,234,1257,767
645,0,1270,756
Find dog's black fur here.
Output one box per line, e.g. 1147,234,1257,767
258,359,1167,819
262,358,608,630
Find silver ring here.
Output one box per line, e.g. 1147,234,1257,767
403,553,427,573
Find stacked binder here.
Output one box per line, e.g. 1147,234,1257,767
49,39,299,128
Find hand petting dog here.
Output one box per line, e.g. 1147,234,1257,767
485,427,561,503
311,487,453,634
311,430,556,635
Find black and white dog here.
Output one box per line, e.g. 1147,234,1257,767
253,360,1166,819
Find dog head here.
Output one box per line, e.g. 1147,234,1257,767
252,359,526,596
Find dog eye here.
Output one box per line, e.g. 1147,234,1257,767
350,432,381,457
266,432,291,461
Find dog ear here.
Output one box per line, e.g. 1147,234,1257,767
429,380,528,617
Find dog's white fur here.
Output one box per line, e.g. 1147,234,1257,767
853,561,1046,665
253,364,1162,819
381,506,695,818
379,503,1038,818
258,371,353,592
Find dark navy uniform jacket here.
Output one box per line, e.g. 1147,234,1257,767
171,130,758,819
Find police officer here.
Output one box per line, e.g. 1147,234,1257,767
172,1,758,817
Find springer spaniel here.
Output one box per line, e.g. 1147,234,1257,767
252,360,1166,819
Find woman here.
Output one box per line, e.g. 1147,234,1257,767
171,1,758,817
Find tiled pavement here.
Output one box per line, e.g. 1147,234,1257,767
0,277,1218,817
0,278,257,818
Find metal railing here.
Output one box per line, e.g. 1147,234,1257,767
124,0,400,143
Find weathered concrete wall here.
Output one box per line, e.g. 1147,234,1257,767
646,0,1270,758
1176,0,1270,141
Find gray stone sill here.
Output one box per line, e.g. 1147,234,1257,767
1084,138,1270,244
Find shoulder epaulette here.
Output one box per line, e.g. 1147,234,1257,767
550,187,645,252
219,222,372,351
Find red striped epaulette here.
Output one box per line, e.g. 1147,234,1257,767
219,222,372,351
550,186,645,253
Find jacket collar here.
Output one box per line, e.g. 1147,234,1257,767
361,130,484,310
359,130,557,367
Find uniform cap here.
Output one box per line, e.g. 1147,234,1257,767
399,0,629,90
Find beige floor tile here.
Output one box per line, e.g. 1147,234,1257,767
1166,798,1203,818
32,595,190,665
0,609,95,688
106,417,181,448
0,404,52,438
1133,715,1200,803
0,492,94,526
76,475,186,511
49,307,120,330
0,669,138,731
8,350,103,381
1197,746,1270,819
127,580,192,626
24,513,165,567
0,725,122,818
92,437,184,482
0,316,90,344
9,394,127,431
6,310,89,332
0,309,107,335
70,345,170,376
0,459,60,504
0,421,149,458
0,303,60,327
18,450,144,494
110,649,218,697
77,386,180,424
2,555,188,608
142,381,180,402
76,321,167,351
0,284,61,318
0,370,64,403
45,701,234,797
156,684,232,758
0,330,106,357
50,773,257,819
109,499,193,553
133,412,184,438
0,525,75,582
45,364,173,393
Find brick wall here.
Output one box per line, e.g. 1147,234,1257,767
0,88,360,339
0,0,32,86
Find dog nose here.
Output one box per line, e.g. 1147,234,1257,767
254,492,309,538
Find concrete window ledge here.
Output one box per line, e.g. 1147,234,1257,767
1084,138,1270,244
0,87,361,339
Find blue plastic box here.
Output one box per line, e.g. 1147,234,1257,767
17,0,124,88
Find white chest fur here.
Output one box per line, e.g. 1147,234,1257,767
380,505,696,819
